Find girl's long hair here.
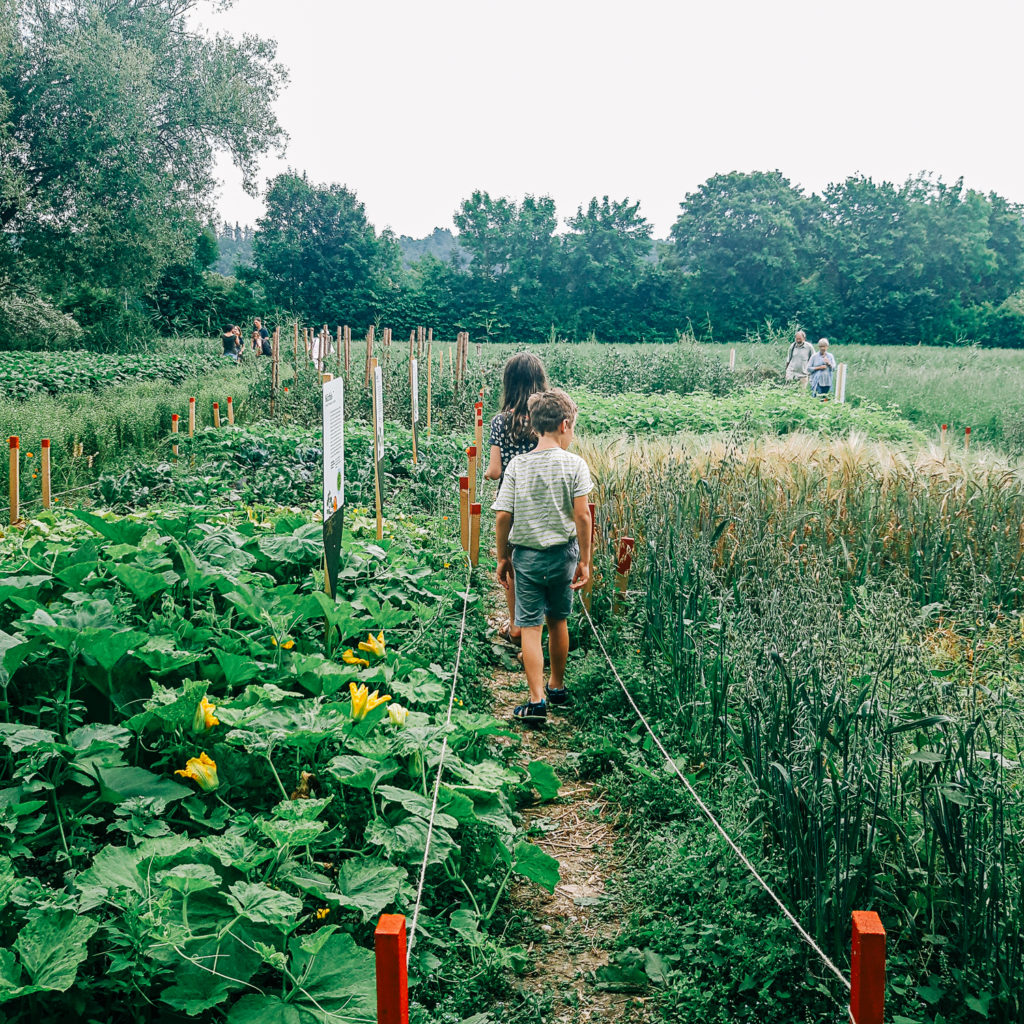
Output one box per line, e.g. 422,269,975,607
501,352,549,444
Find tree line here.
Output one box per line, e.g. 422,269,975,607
2,5,1023,351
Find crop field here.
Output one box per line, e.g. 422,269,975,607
0,335,1021,1024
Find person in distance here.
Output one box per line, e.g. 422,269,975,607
807,338,836,398
492,389,593,726
785,329,814,383
483,352,551,647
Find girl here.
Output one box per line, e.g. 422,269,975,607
484,351,549,645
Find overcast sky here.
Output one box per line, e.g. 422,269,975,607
201,0,1024,239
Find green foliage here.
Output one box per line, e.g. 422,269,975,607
254,173,402,325
0,0,285,349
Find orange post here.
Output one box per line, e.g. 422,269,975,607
941,423,947,449
8,436,19,525
850,911,885,1024
469,502,481,567
459,475,469,552
965,426,971,451
171,414,179,458
467,445,477,501
374,914,409,1024
188,396,196,437
212,402,221,429
41,438,51,510
226,396,234,425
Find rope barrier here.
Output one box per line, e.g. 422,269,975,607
3,481,98,521
575,593,856,1013
406,546,473,964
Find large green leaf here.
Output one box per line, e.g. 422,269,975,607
13,911,99,992
331,857,406,923
289,932,377,1024
228,994,301,1024
213,648,265,687
228,881,303,930
72,509,148,545
513,841,560,893
527,761,561,801
96,766,192,804
106,562,172,602
75,845,145,911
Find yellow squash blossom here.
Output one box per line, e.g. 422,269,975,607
315,907,330,921
349,682,391,721
192,696,219,733
281,639,295,650
342,649,370,668
387,703,409,727
175,752,219,791
358,630,386,659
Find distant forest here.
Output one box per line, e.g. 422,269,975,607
2,0,1022,350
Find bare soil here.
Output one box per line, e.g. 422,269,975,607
485,619,656,1024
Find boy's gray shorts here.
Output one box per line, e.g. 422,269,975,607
511,539,579,627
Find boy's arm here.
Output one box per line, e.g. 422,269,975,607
571,494,591,590
495,511,513,589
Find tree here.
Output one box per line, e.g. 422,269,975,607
253,173,402,325
0,0,286,347
562,196,653,339
669,171,818,339
453,191,560,341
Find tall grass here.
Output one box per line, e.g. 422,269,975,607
578,432,1024,1021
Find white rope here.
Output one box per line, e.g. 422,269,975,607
406,547,473,963
576,595,854,1003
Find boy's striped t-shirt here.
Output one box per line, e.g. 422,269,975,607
491,447,593,550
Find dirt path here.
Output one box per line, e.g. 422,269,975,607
485,615,656,1024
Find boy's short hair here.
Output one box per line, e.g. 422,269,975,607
528,389,577,435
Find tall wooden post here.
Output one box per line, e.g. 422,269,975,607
426,337,432,437
41,438,52,510
581,500,596,611
850,911,885,1024
212,402,221,429
336,326,342,377
7,436,18,526
365,326,375,390
474,402,483,473
459,475,469,552
188,396,196,437
374,915,409,1024
467,445,477,501
344,325,351,377
965,426,971,451
469,503,481,567
171,414,180,458
271,327,280,416
226,396,234,425
371,357,383,541
293,322,299,375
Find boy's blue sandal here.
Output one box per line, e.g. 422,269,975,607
512,700,547,726
544,684,571,708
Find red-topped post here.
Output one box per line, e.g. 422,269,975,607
375,914,409,1024
8,436,19,525
41,439,51,510
850,911,885,1024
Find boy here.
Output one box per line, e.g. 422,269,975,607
492,389,592,724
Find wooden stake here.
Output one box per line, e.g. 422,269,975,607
226,396,234,425
965,426,971,451
374,914,409,1024
941,423,948,448
469,502,481,567
171,414,180,458
729,348,736,371
336,326,342,377
426,338,432,437
459,475,469,551
474,402,483,473
371,357,383,541
850,911,885,1024
188,396,196,437
410,357,419,465
293,321,299,375
8,436,18,525
468,445,477,501
365,326,375,390
40,438,51,510
212,402,221,429
271,327,280,417
344,325,351,377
